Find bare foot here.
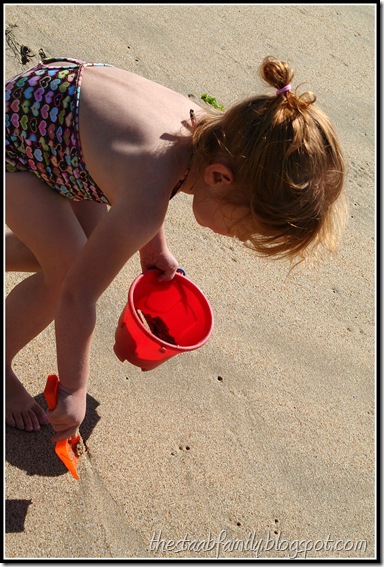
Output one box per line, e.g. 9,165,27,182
6,369,49,432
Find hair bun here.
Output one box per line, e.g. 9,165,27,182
260,56,294,91
260,56,316,110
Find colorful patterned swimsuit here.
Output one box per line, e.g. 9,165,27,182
5,57,112,204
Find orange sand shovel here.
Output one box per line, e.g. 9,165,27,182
44,374,80,480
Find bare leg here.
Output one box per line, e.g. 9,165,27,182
6,201,108,272
5,173,96,431
70,199,109,238
6,232,41,272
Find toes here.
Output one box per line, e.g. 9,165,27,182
27,408,42,431
6,410,16,428
6,407,48,432
6,369,49,431
22,411,34,431
13,412,26,430
33,403,49,426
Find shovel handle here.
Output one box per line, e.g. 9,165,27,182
44,374,60,411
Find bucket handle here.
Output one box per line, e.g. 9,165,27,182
176,268,186,276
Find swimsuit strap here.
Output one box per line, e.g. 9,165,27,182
40,56,86,66
170,153,194,200
170,111,196,199
40,57,113,68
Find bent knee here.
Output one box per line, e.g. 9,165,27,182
70,201,108,237
6,232,41,272
42,249,83,292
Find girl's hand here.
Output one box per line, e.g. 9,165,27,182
140,248,179,282
47,384,87,442
139,225,179,281
140,248,178,281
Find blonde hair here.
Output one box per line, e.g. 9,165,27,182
191,56,347,263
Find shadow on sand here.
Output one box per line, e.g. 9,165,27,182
5,391,101,478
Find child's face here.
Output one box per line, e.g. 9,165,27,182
193,194,248,237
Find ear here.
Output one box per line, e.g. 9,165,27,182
203,163,234,188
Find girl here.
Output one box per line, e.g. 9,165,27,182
5,56,346,440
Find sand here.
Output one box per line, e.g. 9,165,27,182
4,4,376,560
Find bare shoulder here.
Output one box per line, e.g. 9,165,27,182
78,66,200,204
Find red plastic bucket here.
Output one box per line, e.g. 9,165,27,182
114,269,214,371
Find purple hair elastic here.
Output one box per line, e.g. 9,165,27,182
276,84,292,96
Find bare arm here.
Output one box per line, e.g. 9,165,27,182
49,194,166,440
139,223,179,281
